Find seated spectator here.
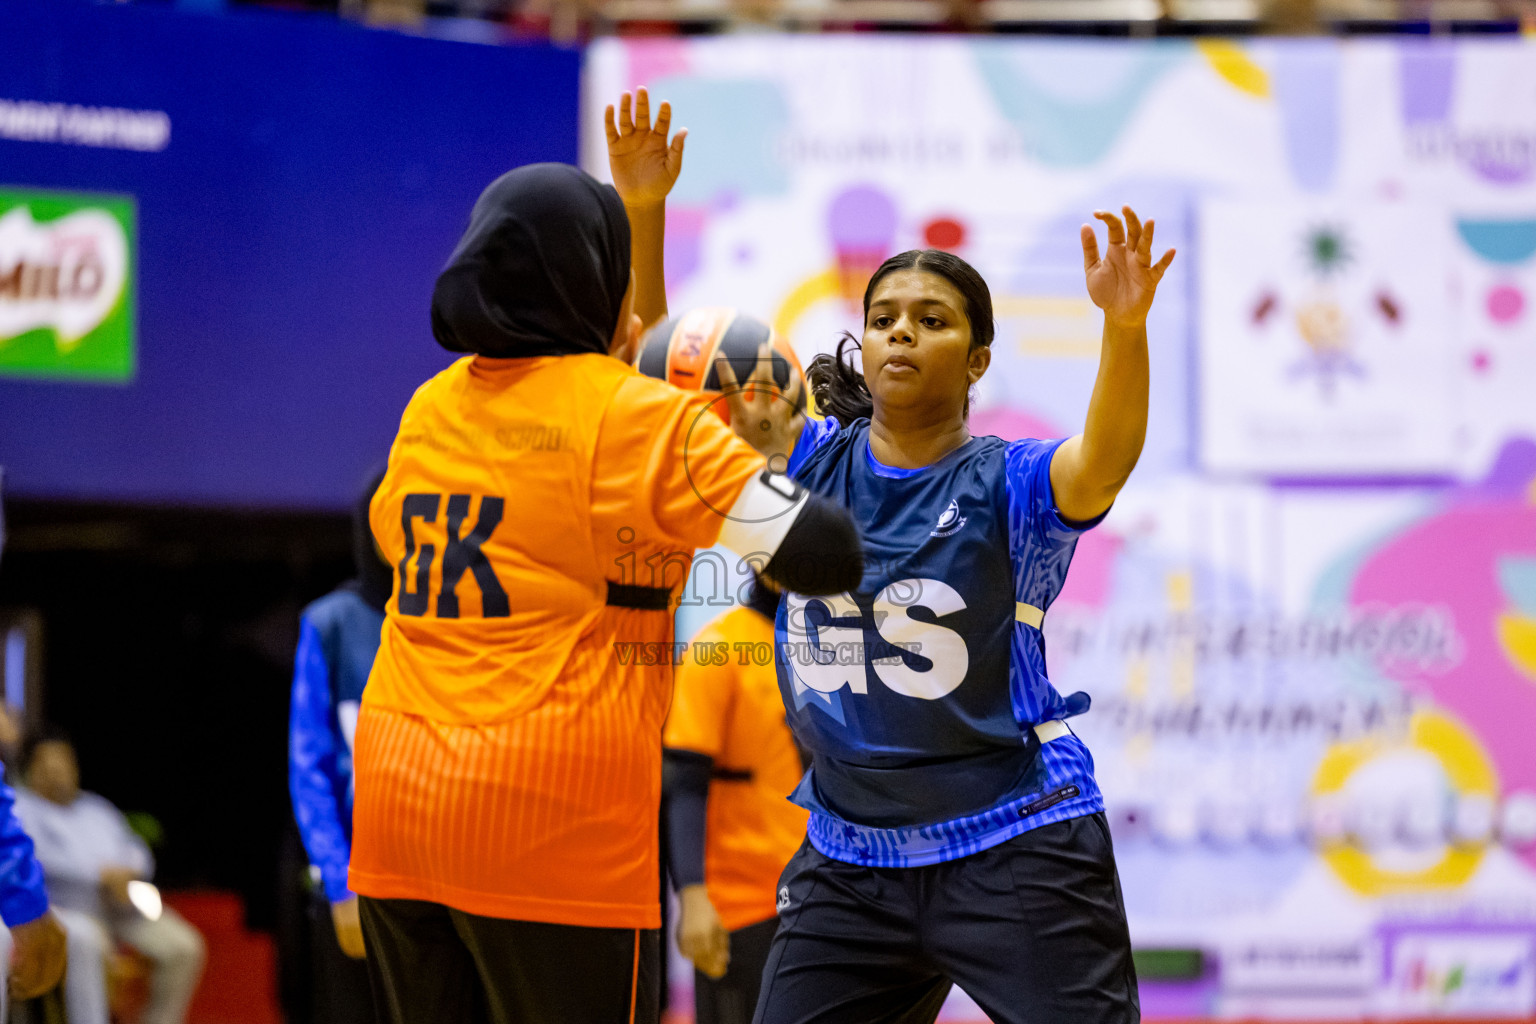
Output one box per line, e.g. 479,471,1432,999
13,729,205,1024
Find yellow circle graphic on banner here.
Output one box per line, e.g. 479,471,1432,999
1312,709,1497,897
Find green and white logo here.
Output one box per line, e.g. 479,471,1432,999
0,187,135,382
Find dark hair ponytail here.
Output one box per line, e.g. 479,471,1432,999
805,249,994,423
807,332,874,423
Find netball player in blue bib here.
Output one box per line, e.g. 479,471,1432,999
715,209,1175,1024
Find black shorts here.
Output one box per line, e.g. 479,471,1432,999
754,812,1139,1024
358,897,660,1024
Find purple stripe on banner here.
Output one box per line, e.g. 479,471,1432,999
1266,474,1457,490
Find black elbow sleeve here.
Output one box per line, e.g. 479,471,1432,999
662,748,712,890
763,493,863,596
662,748,714,798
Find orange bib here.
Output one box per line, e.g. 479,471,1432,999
350,353,762,927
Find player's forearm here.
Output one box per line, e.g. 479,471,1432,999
1063,319,1149,518
626,200,668,331
662,748,710,888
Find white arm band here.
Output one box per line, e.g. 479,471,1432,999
718,470,810,558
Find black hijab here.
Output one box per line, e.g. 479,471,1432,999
431,163,632,359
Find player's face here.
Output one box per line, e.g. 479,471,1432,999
862,269,985,417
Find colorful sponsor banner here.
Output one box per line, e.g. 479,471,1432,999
0,187,135,382
602,35,1536,1021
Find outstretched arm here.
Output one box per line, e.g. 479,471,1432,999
605,88,686,332
1050,206,1176,523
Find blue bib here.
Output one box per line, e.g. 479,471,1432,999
777,418,1104,866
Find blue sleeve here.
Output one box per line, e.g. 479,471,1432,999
288,616,354,904
1003,438,1109,549
0,783,49,928
786,416,841,481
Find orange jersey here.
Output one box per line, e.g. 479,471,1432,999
350,352,763,929
663,607,809,932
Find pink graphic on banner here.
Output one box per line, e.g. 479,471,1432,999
1348,439,1536,869
970,406,1122,610
970,406,1060,444
1055,527,1122,610
664,205,709,293
1488,284,1525,325
624,39,691,92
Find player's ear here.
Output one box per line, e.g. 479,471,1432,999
967,343,991,386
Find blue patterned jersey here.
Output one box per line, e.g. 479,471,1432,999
777,417,1104,867
289,587,383,902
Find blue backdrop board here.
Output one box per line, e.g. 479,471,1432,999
0,0,580,509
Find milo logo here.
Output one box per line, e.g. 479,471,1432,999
0,187,134,382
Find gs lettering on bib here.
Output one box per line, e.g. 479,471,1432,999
784,579,968,701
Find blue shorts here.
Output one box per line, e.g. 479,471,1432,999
754,812,1139,1024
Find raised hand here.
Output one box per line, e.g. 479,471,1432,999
716,343,806,472
604,88,686,209
1081,206,1176,329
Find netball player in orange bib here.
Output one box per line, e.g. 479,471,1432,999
663,575,811,1024
347,91,861,1024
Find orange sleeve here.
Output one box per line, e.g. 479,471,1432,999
663,620,736,760
592,374,764,553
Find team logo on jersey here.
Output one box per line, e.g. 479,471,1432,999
777,885,791,912
930,499,967,538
